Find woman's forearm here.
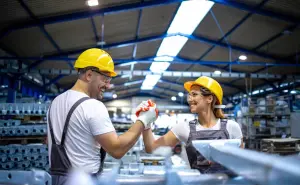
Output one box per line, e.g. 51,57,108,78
142,129,156,153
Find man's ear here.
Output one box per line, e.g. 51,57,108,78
85,70,93,83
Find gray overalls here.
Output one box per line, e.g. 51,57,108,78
48,97,106,185
185,119,236,176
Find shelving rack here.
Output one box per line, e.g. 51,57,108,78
239,95,292,150
0,103,49,171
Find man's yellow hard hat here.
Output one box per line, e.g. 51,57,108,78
184,76,223,105
74,48,117,77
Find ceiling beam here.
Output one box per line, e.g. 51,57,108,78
184,33,288,63
1,68,299,80
0,33,288,64
90,17,99,43
0,0,184,39
159,79,246,93
132,7,143,59
210,0,300,25
196,0,269,62
1,56,299,68
17,0,72,69
2,0,298,38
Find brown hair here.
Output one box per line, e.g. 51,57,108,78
199,86,225,119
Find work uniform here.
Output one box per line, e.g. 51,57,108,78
47,90,115,185
171,118,242,175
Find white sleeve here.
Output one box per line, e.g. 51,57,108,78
227,120,243,139
171,121,190,144
86,100,115,136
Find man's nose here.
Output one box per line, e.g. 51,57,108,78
105,81,111,89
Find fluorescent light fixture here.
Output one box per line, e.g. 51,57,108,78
150,62,171,73
283,90,288,93
266,87,273,91
226,103,233,108
143,75,161,86
121,74,131,78
291,90,297,94
280,83,288,87
178,92,184,97
154,56,174,62
141,75,161,90
167,0,214,35
118,62,137,67
252,90,259,95
1,85,8,88
87,0,98,6
157,35,188,57
214,70,221,75
171,96,177,101
239,55,247,61
97,41,106,46
141,85,154,90
34,78,42,84
124,80,143,86
143,0,214,90
112,94,117,99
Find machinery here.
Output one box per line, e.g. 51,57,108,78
0,139,299,185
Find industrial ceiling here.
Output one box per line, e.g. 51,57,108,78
0,0,300,104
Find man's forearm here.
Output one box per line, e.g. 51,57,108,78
117,121,144,156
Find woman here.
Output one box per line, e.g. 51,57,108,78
141,76,243,175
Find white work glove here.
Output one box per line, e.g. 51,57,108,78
135,100,158,130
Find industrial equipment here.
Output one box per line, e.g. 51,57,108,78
1,139,299,185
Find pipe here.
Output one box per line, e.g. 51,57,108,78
2,69,300,79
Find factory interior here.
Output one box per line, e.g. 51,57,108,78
0,0,300,185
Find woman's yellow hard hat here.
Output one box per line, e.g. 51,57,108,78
74,48,117,77
184,76,223,105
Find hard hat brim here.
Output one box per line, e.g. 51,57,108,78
184,81,201,92
110,71,117,77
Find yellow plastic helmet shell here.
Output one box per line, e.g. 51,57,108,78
184,76,223,105
74,48,117,77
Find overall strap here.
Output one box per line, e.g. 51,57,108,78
189,119,197,132
98,147,106,173
220,119,228,130
61,97,91,146
220,119,230,139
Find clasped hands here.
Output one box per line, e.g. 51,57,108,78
135,99,158,130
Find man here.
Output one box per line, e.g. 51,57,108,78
47,48,158,185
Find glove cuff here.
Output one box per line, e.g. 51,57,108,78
137,117,147,128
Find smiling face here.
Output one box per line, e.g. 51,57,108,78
187,85,214,113
82,68,111,100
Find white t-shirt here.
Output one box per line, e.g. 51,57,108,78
171,119,243,144
47,90,115,173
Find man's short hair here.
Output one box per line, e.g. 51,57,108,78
77,66,99,75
